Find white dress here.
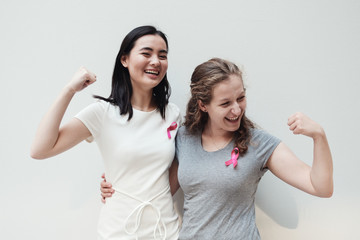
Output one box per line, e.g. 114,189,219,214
75,100,181,240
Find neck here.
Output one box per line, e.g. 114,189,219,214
131,90,156,111
203,122,233,140
201,124,233,152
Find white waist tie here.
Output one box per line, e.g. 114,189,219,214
114,186,169,240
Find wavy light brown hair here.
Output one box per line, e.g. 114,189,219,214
184,58,255,156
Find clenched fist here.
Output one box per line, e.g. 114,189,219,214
287,112,325,139
66,67,97,93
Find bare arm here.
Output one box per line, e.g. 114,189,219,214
169,159,180,196
266,112,333,198
30,67,96,159
100,173,114,203
100,159,180,203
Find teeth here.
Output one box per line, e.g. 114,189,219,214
145,70,159,75
227,116,239,121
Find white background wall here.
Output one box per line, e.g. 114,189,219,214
1,0,359,239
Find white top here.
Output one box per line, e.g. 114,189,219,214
76,100,181,240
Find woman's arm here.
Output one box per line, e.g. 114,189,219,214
100,173,114,203
30,67,96,159
169,159,180,196
266,112,333,198
100,159,180,203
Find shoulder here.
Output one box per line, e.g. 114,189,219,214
176,126,199,143
249,128,281,150
166,102,182,122
177,125,187,136
76,99,117,120
166,102,181,115
86,99,112,111
176,126,193,151
176,126,186,142
177,126,193,136
250,128,275,140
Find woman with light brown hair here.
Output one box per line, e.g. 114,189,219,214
102,58,333,239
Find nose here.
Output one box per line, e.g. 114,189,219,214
150,56,160,67
231,102,241,115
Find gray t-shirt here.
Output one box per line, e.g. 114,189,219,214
176,127,281,240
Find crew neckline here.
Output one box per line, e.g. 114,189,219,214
133,106,158,114
199,134,234,153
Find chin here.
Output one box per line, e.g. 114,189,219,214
225,125,240,132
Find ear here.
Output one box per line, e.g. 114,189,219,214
198,100,207,112
121,55,128,68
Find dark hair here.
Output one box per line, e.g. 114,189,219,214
184,58,255,156
95,25,171,120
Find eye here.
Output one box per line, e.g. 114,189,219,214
237,96,246,102
220,102,230,106
159,55,167,60
141,52,151,57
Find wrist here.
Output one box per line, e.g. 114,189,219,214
312,127,326,141
63,84,77,95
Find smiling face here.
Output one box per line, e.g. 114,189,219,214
199,74,246,137
121,34,168,93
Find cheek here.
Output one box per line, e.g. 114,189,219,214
217,109,229,120
162,61,168,71
207,109,221,122
128,66,139,78
241,100,247,111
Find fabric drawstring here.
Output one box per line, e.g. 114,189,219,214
115,186,169,240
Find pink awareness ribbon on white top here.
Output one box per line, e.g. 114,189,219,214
167,122,177,139
225,147,239,168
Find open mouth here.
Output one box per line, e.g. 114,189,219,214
226,116,240,122
145,70,160,76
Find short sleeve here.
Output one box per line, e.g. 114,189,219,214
175,126,186,163
75,100,107,142
251,129,281,170
167,102,182,125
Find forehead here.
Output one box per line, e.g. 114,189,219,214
133,34,168,51
212,75,244,99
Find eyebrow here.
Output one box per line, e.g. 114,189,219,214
218,90,246,102
139,47,168,54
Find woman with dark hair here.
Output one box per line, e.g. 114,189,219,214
30,26,181,239
102,58,333,239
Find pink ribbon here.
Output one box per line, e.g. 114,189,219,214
167,122,177,139
225,147,239,168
